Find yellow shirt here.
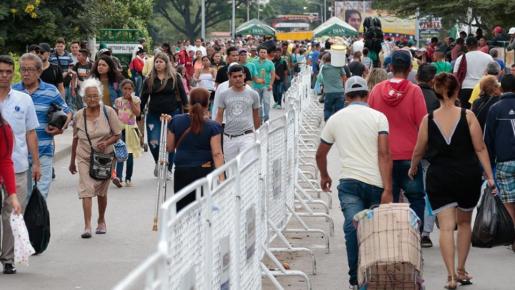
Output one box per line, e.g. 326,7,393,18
468,83,481,104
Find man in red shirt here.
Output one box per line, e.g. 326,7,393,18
368,50,427,228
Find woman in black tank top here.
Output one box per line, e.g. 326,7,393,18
408,73,496,289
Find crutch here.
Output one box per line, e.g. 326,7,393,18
152,114,172,231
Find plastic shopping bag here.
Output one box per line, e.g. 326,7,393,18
472,186,515,248
10,213,35,265
24,185,51,254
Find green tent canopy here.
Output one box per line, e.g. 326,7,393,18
236,19,276,36
313,17,358,38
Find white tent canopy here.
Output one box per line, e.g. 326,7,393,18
313,17,358,37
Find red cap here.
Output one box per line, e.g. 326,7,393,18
494,26,502,33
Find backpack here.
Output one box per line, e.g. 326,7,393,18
24,185,51,254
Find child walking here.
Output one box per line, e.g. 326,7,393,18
113,79,143,187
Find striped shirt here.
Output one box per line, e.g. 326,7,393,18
49,51,73,71
12,81,71,157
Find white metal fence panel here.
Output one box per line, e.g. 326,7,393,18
238,144,263,290
112,252,169,290
207,161,240,290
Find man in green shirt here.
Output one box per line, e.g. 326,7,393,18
431,51,452,74
252,46,275,121
238,48,257,80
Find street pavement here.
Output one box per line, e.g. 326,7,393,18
1,108,514,290
0,138,159,290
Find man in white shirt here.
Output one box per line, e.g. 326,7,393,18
316,76,393,289
453,36,494,108
191,38,207,57
0,55,40,274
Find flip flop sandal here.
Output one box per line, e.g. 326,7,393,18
95,224,107,234
81,230,92,239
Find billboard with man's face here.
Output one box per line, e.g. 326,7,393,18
334,1,416,35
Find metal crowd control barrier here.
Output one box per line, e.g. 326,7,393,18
113,66,331,290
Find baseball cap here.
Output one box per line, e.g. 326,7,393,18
509,27,515,35
345,76,368,94
98,48,110,55
238,48,248,54
28,44,41,52
38,43,52,53
493,26,502,33
391,50,411,68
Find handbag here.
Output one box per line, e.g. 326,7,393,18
102,106,128,162
83,108,114,180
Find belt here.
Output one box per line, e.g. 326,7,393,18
223,130,254,139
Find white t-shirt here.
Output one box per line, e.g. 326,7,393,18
453,50,494,89
192,46,207,57
320,103,389,188
212,81,253,122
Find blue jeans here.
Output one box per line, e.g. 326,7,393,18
338,179,384,286
323,92,344,121
272,81,284,105
146,110,180,171
132,72,143,97
27,155,54,201
255,87,272,122
392,160,425,229
116,130,134,181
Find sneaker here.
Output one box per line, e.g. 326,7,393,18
52,167,56,179
3,263,16,274
421,235,433,248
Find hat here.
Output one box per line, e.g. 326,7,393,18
391,50,411,68
28,44,41,52
345,76,369,94
509,27,515,35
493,26,502,33
98,48,111,56
38,43,52,53
238,48,248,54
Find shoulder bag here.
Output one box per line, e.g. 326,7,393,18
83,109,114,180
102,106,128,162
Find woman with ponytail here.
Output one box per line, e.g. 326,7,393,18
409,73,495,289
166,87,223,210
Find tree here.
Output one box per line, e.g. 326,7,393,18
373,0,515,33
0,0,155,54
154,0,248,41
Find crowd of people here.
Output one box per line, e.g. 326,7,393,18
316,27,515,290
0,26,514,290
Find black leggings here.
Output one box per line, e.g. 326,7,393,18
174,166,214,211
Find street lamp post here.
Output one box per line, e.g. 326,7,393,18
232,0,236,39
201,0,206,40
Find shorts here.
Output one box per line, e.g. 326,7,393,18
496,160,515,204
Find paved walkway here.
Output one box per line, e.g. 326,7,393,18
2,108,514,290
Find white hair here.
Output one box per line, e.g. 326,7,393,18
80,78,104,98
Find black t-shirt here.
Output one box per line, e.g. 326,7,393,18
273,58,288,82
215,65,252,84
40,64,63,88
348,60,366,77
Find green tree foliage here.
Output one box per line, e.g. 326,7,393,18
0,0,155,54
373,0,515,32
154,0,249,41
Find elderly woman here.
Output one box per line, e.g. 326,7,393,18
69,78,121,239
